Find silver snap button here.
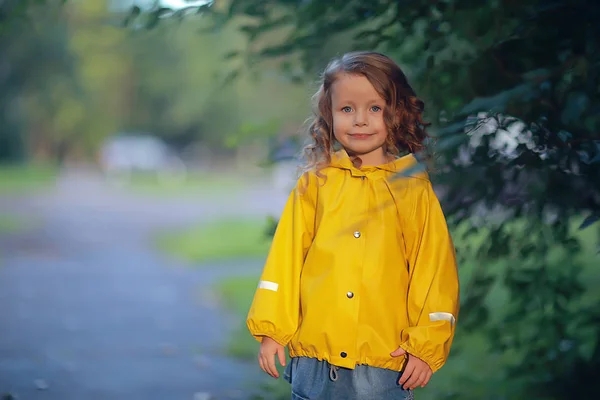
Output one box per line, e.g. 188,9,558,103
346,291,354,299
353,231,361,238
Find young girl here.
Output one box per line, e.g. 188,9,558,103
246,51,459,399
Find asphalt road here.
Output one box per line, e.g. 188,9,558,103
0,169,288,400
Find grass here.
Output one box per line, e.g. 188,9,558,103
155,218,272,263
216,275,294,366
0,214,35,235
0,163,57,194
216,277,263,358
218,276,260,314
0,215,22,234
216,276,292,399
121,171,251,197
212,218,600,400
156,216,290,399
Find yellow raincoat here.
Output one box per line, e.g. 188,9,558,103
246,150,459,373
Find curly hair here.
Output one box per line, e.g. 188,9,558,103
302,51,430,173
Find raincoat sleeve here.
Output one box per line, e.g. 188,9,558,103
399,179,459,373
246,172,317,346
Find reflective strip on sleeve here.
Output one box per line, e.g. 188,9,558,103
429,312,456,326
257,280,279,292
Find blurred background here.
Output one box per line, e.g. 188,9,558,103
0,0,599,399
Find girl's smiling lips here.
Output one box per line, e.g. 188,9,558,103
349,133,374,139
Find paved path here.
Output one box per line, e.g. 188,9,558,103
0,169,289,400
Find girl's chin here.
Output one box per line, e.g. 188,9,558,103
344,145,385,155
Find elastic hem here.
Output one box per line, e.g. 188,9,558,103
288,345,408,372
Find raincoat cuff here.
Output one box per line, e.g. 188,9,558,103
253,333,289,346
248,321,291,346
399,341,445,373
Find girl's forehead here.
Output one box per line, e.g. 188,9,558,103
331,73,384,102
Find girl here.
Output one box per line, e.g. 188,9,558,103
246,51,459,399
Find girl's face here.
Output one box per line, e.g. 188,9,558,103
331,73,388,166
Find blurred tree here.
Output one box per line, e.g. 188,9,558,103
0,0,128,164
63,0,131,158
1,0,312,165
118,9,313,158
0,0,66,162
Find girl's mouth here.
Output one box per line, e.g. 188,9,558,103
349,134,373,139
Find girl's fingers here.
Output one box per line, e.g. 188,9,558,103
412,370,428,390
259,354,276,378
421,369,433,387
398,362,415,386
277,347,287,367
403,368,421,390
258,355,267,375
266,354,279,378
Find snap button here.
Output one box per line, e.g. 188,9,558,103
361,176,366,180
340,352,347,358
346,291,354,299
353,231,361,238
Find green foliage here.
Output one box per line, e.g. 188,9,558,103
0,0,66,31
455,218,599,398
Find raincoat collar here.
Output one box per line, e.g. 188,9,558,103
329,149,423,179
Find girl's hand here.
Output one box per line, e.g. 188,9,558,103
258,336,286,378
390,347,432,390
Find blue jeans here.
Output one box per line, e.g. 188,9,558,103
284,357,414,400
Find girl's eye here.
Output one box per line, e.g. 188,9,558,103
371,105,382,112
342,106,352,113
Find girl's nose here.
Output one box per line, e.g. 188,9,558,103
354,110,367,126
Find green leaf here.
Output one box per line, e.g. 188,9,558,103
558,130,572,143
145,10,161,30
426,54,435,69
579,215,599,230
434,133,468,152
223,50,240,60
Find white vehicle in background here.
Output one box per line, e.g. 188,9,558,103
99,134,187,185
108,0,214,23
